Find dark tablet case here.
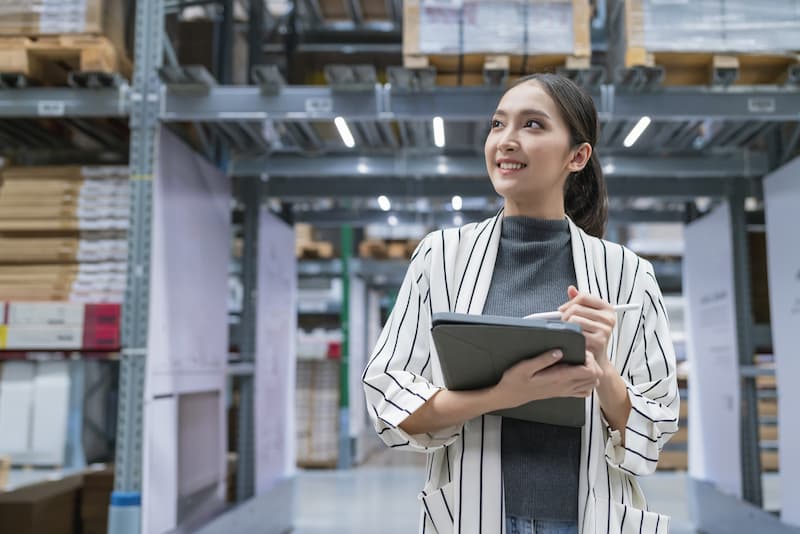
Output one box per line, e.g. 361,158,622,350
431,312,586,427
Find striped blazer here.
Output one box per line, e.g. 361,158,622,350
362,210,680,534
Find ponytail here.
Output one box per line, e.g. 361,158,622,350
564,151,607,239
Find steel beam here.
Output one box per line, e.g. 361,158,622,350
233,153,767,179
262,175,761,199
292,208,689,227
0,88,128,117
162,86,381,121
161,85,800,122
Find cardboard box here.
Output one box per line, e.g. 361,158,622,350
0,361,35,452
0,473,82,534
0,0,130,59
7,302,85,326
80,466,113,534
3,325,84,350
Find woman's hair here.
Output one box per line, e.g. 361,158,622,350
506,73,608,238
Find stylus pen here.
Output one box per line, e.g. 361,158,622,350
524,302,642,321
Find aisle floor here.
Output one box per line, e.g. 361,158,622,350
291,449,717,534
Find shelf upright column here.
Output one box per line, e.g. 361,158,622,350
236,178,261,501
729,186,763,507
107,0,164,531
338,226,353,469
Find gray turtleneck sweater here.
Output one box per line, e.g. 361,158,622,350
482,215,581,522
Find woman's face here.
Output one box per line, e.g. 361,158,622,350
484,81,579,204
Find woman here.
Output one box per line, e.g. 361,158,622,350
362,73,679,534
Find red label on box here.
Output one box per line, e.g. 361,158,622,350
84,303,121,327
82,324,121,351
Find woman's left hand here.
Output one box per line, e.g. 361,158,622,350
558,285,616,369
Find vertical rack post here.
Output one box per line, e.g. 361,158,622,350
236,178,261,501
729,187,763,506
338,225,353,469
107,0,164,531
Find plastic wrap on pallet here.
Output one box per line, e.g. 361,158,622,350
417,0,576,55
0,0,92,34
526,0,575,54
641,0,800,53
418,0,462,54
462,0,525,53
718,0,800,52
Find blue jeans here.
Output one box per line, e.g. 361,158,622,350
505,515,579,534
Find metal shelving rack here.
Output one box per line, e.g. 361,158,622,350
2,0,798,531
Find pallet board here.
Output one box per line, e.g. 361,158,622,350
0,34,130,85
403,53,591,86
295,240,335,260
316,0,394,23
358,238,420,260
624,50,800,86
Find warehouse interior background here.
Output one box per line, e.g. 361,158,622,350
0,0,798,533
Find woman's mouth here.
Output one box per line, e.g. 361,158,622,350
497,161,527,174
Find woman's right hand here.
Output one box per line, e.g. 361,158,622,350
490,349,604,410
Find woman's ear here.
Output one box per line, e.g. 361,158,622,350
567,143,592,173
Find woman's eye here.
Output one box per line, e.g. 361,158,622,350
490,119,502,129
525,120,542,128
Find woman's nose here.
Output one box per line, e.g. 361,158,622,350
499,137,518,152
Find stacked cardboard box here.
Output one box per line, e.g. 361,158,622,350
0,302,121,350
295,223,334,259
296,359,340,467
80,466,113,534
0,166,128,305
0,0,129,53
0,360,70,466
0,472,83,534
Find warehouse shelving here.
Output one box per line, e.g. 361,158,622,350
1,0,798,532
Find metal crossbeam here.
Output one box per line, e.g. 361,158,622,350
292,208,689,227
0,88,129,117
161,85,800,122
233,153,767,179
262,175,762,199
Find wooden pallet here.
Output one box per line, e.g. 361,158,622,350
0,455,9,490
0,34,131,85
316,0,394,23
295,240,335,259
359,238,420,260
624,49,800,86
403,53,592,87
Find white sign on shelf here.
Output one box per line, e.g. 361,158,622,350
684,201,742,498
255,207,297,492
763,156,800,527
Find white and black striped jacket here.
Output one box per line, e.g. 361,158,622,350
362,210,680,534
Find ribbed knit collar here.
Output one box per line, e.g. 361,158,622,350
500,215,570,243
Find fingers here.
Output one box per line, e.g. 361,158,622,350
560,304,615,328
563,315,613,337
525,349,564,374
558,290,611,313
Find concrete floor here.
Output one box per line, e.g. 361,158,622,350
292,472,697,533
291,449,715,534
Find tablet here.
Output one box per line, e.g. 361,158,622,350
431,312,586,427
